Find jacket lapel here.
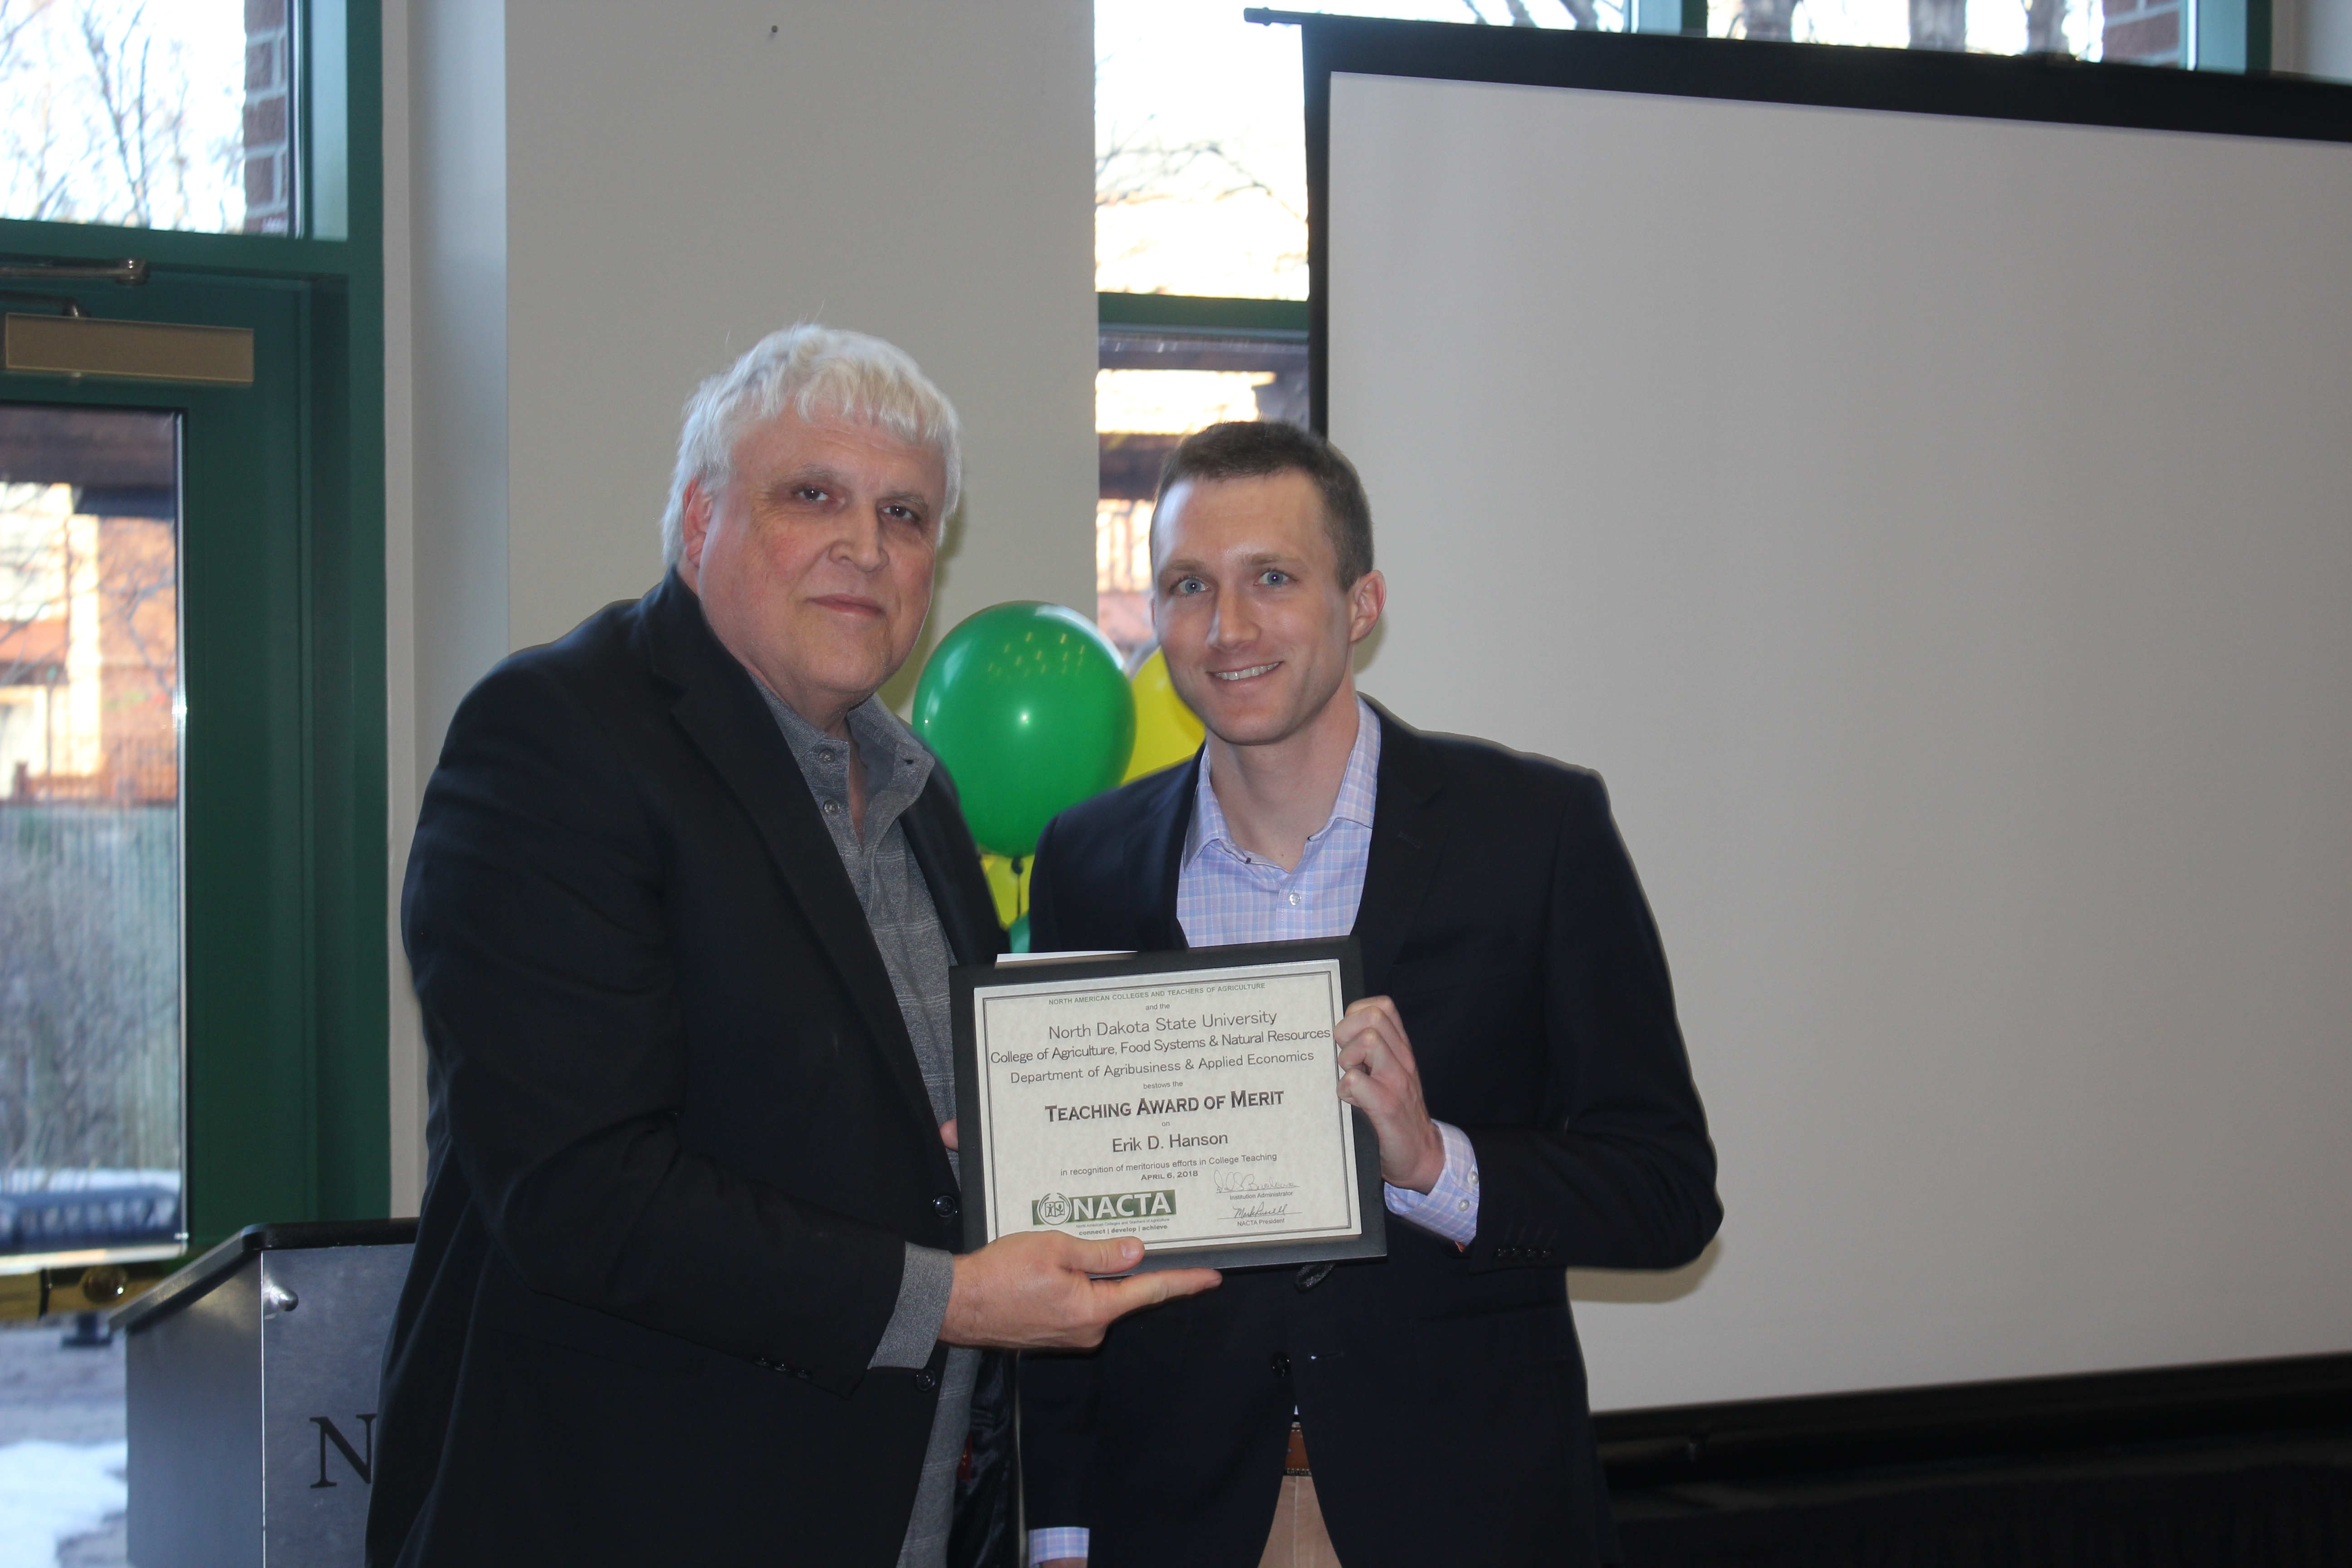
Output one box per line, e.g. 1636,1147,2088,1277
642,574,941,1140
1132,750,1200,952
1351,701,1446,990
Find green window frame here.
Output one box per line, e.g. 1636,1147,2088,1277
1098,293,1308,339
0,0,388,1253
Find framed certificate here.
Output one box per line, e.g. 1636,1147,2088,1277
951,938,1387,1273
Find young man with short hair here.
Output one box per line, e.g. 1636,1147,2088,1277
1022,421,1720,1568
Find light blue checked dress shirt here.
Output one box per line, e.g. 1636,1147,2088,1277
1027,697,1480,1567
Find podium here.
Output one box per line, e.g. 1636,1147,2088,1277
112,1220,417,1567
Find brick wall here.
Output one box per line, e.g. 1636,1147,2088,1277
2103,0,2185,63
243,0,293,234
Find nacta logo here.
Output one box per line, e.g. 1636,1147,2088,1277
1032,1189,1176,1226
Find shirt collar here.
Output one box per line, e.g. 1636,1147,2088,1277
759,685,935,806
1184,696,1382,870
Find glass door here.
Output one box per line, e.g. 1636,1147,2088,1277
0,403,185,1268
1,269,309,1271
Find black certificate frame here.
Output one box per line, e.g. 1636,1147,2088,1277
951,936,1386,1275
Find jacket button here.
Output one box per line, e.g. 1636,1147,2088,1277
932,1194,960,1220
915,1369,938,1391
1498,1247,1519,1262
1269,1352,1291,1377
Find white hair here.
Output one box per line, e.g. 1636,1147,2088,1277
659,323,962,569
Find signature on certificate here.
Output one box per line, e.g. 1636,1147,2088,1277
1213,1173,1298,1197
1233,1200,1294,1221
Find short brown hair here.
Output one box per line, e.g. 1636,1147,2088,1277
1154,421,1374,586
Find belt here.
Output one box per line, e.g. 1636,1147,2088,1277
1285,1421,1312,1477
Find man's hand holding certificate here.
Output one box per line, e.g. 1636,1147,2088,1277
951,939,1388,1273
938,1231,1216,1350
1333,995,1447,1194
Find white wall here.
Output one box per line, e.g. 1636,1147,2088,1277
2274,0,2352,76
499,0,1099,658
386,0,514,1210
383,0,1098,1211
2308,0,2352,75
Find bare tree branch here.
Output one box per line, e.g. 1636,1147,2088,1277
0,0,45,63
1097,112,1302,224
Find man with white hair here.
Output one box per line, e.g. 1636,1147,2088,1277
368,326,1217,1568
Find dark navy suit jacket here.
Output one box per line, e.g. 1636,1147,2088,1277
1020,701,1720,1568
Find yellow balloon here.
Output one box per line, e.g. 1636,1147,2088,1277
1123,648,1206,783
980,851,1034,930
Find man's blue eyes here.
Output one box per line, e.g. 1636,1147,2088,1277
1171,572,1290,593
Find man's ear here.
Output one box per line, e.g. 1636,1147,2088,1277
1348,568,1386,645
678,479,715,586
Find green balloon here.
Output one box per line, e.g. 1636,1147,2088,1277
912,602,1137,858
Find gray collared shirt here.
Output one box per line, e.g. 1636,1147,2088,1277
757,685,973,1568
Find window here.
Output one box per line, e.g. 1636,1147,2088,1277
1095,5,1583,657
1098,2,1592,305
1,0,290,234
0,0,384,1339
1096,323,1308,663
1091,0,2265,644
1096,0,2195,310
1711,0,2102,54
0,0,383,1544
0,407,183,1269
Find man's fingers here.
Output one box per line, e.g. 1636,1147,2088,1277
1333,1004,1390,1053
1095,1267,1221,1318
1068,1234,1146,1276
1338,1000,1416,1076
1337,1031,1393,1077
939,1117,959,1151
1338,1072,1401,1119
944,1234,1220,1351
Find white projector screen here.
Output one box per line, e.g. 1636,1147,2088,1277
1325,50,2352,1413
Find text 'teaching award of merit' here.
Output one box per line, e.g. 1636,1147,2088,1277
951,938,1387,1273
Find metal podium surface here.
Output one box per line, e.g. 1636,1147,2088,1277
113,1219,417,1568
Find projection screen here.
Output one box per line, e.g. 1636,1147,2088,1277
1316,25,2352,1413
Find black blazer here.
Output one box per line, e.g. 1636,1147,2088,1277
1020,703,1720,1568
369,573,1013,1568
